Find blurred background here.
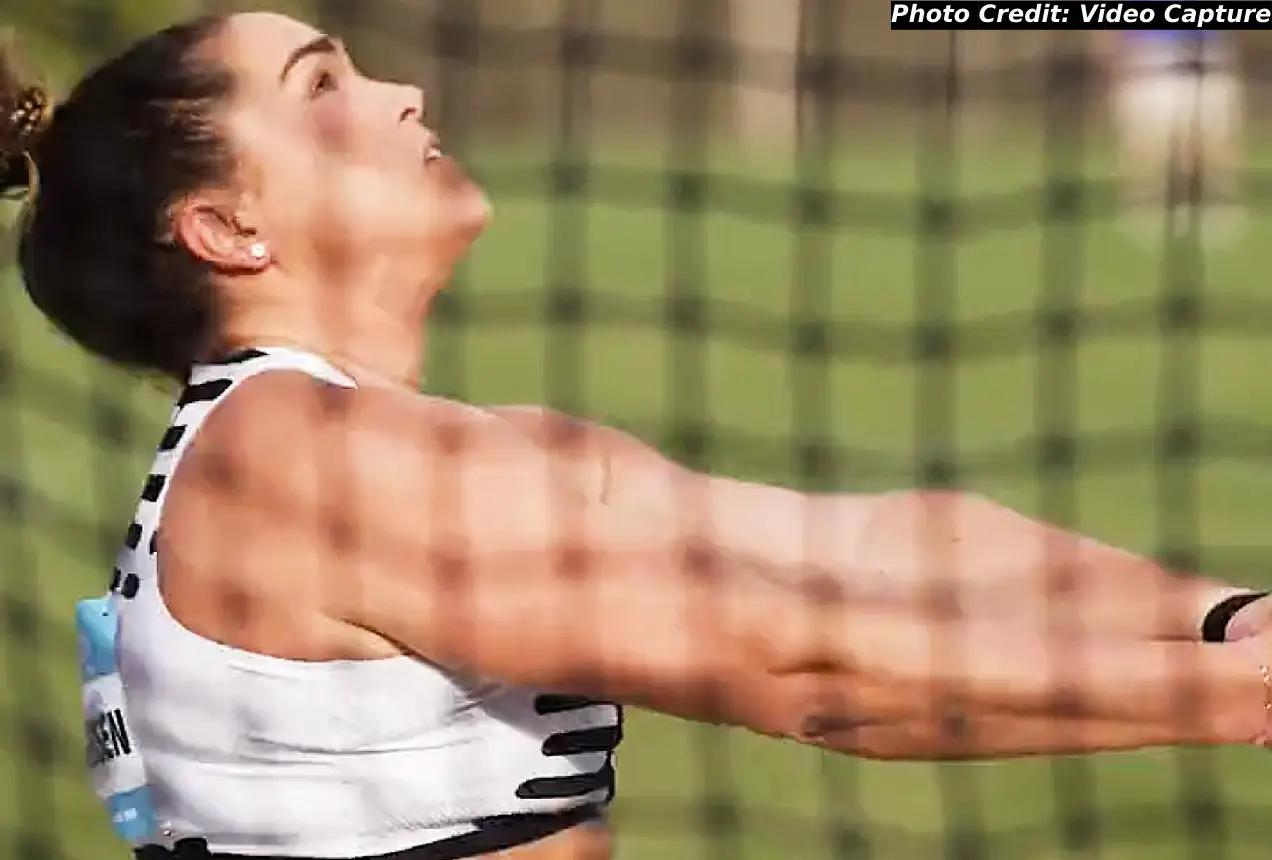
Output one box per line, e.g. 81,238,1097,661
6,1,1272,859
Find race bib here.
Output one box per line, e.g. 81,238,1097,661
77,596,158,844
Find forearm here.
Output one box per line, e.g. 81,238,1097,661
703,669,1197,760
813,713,1216,761
606,463,1252,641
852,490,1255,641
1048,541,1249,642
435,540,1258,750
692,484,1251,641
753,589,1265,746
690,478,880,592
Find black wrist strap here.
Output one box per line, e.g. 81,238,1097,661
1201,591,1269,642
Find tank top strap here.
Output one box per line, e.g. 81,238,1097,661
191,346,357,390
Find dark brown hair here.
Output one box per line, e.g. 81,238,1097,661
0,17,236,379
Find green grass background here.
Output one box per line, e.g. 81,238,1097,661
6,135,1272,860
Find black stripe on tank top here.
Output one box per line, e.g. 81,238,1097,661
517,695,622,803
534,694,606,715
140,474,166,502
176,378,235,409
208,348,268,366
157,425,185,453
541,724,623,757
109,567,140,599
516,760,615,801
164,372,240,451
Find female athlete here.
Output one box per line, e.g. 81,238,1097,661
4,12,1272,860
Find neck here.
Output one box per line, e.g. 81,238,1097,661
220,305,429,391
218,265,443,390
231,322,426,389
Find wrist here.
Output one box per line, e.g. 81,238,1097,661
1203,643,1272,746
1199,589,1270,642
1248,644,1272,747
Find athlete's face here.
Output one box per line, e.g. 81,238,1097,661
215,13,489,285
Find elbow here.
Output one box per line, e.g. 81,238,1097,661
723,615,932,743
766,700,992,762
599,613,937,748
730,599,949,739
721,667,934,753
605,624,844,738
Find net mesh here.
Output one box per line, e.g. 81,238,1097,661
3,2,1272,859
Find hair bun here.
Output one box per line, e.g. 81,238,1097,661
0,32,52,201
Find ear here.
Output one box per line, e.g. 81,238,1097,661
170,194,270,274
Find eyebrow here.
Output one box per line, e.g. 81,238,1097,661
279,35,342,83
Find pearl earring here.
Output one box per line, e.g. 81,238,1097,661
249,243,268,261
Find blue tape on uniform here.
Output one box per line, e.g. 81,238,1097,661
77,596,118,681
78,595,159,845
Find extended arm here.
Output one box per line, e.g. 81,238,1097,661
207,378,1270,762
489,406,1264,642
788,711,1223,761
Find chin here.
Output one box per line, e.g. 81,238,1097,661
428,189,491,266
458,185,492,238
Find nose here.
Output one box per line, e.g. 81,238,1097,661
394,84,426,125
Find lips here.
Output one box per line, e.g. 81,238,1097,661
421,131,468,187
423,132,444,163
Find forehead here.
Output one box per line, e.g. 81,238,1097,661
219,12,325,91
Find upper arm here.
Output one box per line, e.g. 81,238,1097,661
488,405,691,508
490,405,886,581
201,379,778,721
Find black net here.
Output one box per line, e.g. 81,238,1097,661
4,2,1272,860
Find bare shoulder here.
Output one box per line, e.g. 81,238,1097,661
159,372,519,657
192,373,501,475
193,370,330,458
157,370,357,658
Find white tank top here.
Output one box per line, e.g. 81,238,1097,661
106,346,623,858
